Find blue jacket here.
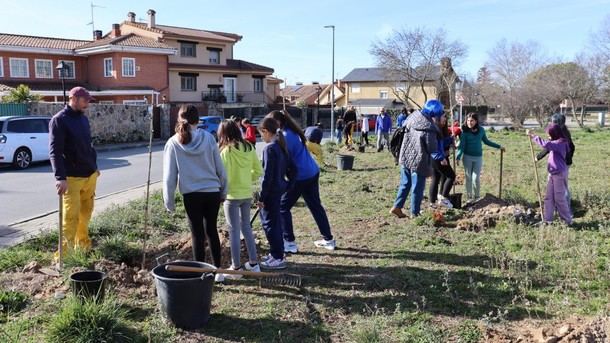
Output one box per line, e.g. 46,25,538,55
396,113,407,128
376,114,392,133
260,140,289,204
49,105,97,180
431,135,454,161
284,128,319,180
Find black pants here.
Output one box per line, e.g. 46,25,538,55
361,132,369,145
183,192,221,267
429,158,456,203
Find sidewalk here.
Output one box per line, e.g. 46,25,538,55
0,139,167,249
0,182,162,248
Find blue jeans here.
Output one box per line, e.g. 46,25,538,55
463,154,483,200
259,194,284,260
281,173,333,242
392,167,426,216
335,129,343,143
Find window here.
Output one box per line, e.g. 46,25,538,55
180,42,196,57
379,90,389,99
9,58,29,78
98,100,114,105
209,50,220,64
123,100,146,105
253,78,263,93
351,83,360,93
104,58,113,77
181,76,197,91
58,60,75,79
35,59,53,78
0,57,4,77
122,58,135,77
7,119,47,133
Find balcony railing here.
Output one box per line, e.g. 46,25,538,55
201,91,266,104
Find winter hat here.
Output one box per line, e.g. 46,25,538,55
546,123,565,140
421,99,444,117
550,113,566,126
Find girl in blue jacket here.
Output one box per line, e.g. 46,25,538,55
266,110,336,253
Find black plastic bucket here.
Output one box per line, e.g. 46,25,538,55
70,270,107,301
337,154,354,170
448,193,462,209
151,261,215,330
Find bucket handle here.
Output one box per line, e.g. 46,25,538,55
155,252,171,267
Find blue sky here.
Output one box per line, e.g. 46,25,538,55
2,0,609,85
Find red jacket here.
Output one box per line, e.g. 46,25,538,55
245,125,257,144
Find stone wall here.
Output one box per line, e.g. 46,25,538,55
30,103,172,144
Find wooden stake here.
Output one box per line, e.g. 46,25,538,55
528,137,544,217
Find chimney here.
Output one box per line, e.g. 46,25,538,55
111,24,121,38
147,9,156,28
93,30,103,40
127,12,136,23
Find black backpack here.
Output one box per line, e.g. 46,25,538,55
390,126,407,162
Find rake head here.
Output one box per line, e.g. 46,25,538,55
260,273,302,287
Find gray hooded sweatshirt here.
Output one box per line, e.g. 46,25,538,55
398,110,439,177
163,128,227,211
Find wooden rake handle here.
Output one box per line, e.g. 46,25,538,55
165,265,283,278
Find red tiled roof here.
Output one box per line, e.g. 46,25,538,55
123,21,241,42
0,33,90,50
76,33,173,50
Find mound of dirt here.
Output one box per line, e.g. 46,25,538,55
0,269,66,300
455,193,538,232
484,316,609,342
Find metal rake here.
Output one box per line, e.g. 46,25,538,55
165,265,302,287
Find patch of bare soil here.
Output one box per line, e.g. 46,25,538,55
455,193,538,232
484,316,609,343
0,268,66,300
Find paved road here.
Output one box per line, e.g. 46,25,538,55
0,130,336,228
0,145,165,227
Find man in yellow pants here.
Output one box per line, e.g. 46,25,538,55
49,87,99,258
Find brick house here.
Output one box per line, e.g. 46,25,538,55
118,9,276,116
0,25,176,104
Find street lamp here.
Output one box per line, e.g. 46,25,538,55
324,25,335,142
55,61,67,105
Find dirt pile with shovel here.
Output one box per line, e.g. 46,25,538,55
455,193,538,232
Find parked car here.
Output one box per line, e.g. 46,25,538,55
0,116,51,169
356,114,377,132
197,116,222,140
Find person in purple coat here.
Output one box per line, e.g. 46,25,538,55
527,124,572,225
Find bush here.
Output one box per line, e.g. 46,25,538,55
46,296,140,343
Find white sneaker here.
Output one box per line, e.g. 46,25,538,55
244,262,260,272
214,273,225,283
314,239,336,250
284,240,298,254
260,256,287,270
439,199,453,208
223,266,243,280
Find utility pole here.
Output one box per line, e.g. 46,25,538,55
324,25,335,142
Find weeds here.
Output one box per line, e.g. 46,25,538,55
0,290,28,316
456,320,482,343
46,295,141,343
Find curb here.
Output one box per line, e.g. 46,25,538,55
94,140,166,153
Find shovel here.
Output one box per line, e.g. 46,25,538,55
527,135,544,216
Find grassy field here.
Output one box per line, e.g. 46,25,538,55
0,128,608,342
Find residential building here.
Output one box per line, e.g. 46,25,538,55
341,67,442,114
0,25,175,104
118,9,275,115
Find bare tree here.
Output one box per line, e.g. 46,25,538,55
370,27,467,109
485,39,547,125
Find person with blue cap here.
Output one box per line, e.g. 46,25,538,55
389,99,442,218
